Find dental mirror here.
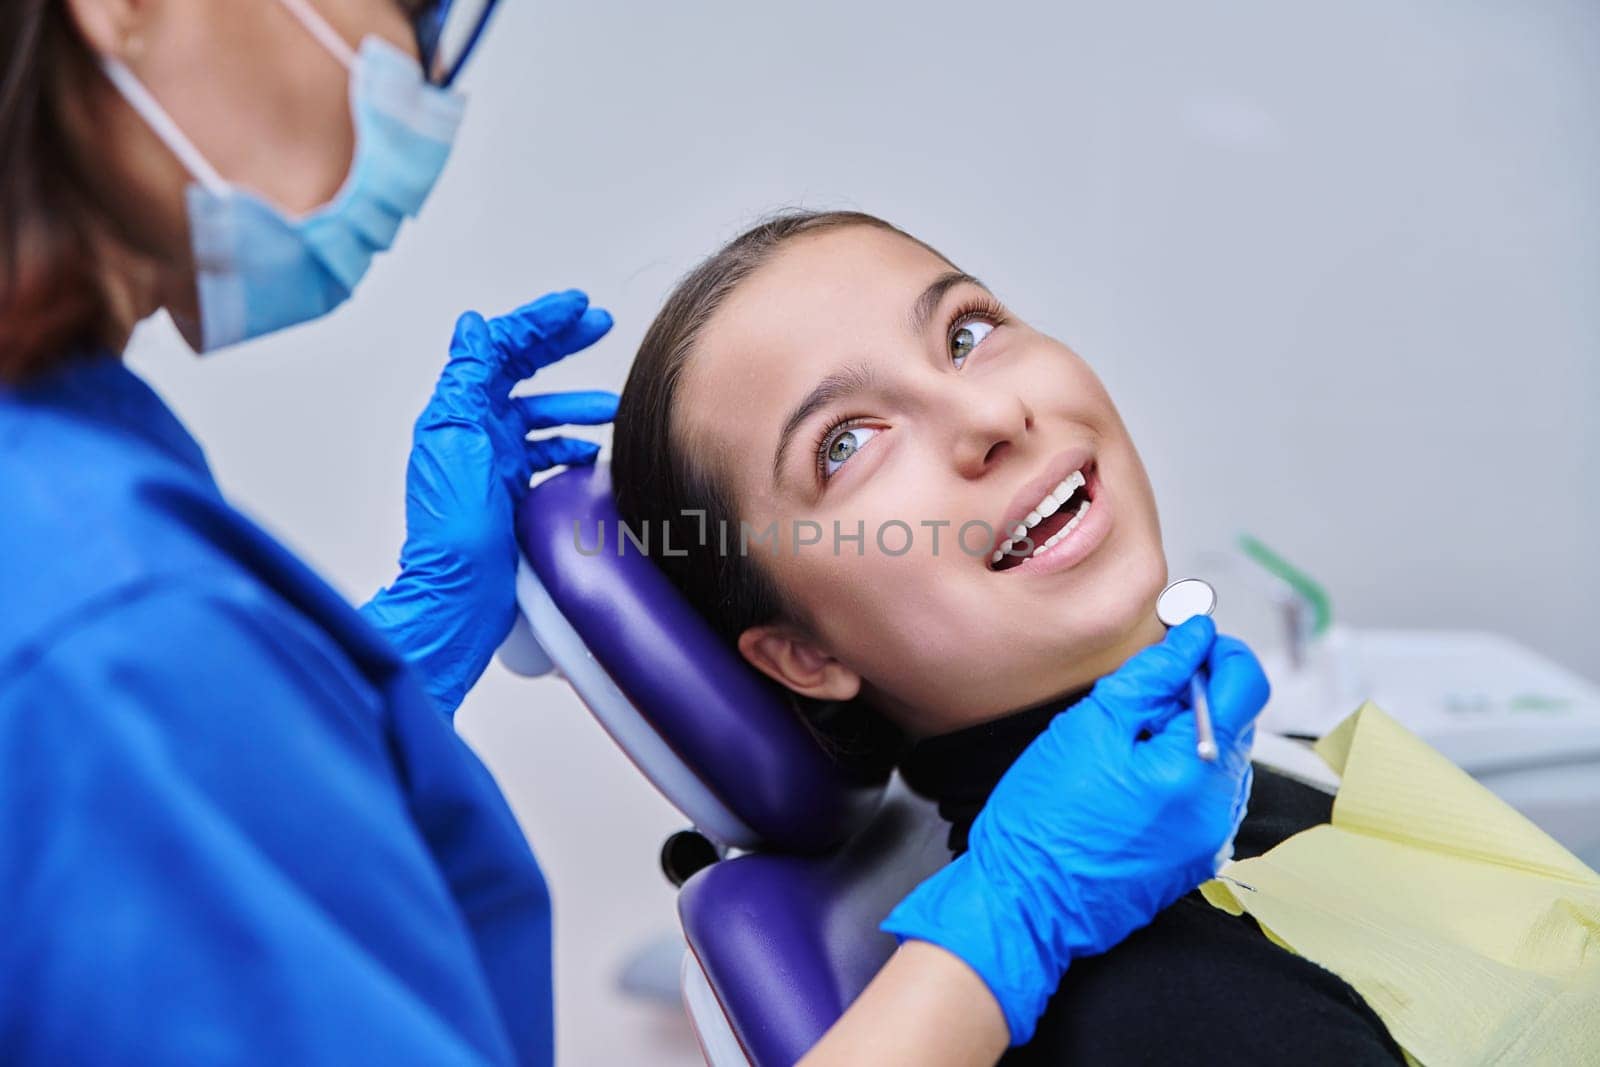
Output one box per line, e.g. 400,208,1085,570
1157,577,1219,760
1156,577,1217,627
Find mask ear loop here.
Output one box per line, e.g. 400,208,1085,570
97,57,230,197
275,0,358,71
98,0,359,199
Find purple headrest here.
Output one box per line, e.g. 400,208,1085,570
516,464,885,853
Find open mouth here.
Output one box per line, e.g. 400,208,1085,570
990,460,1097,572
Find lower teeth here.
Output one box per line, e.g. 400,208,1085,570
989,495,1095,568
1033,498,1091,556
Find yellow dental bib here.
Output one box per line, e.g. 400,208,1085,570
1203,702,1600,1066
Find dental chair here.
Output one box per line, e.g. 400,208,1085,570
504,463,955,1065
501,464,1339,1065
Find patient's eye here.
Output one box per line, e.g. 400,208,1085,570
949,319,995,367
821,423,880,478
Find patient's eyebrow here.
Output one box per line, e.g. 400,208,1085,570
910,271,984,336
772,360,877,485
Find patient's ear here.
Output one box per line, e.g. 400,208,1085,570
738,624,861,702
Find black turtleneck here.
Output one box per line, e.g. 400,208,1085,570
900,691,1089,854
899,690,1339,858
897,697,1406,1066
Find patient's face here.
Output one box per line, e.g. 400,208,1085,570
676,226,1170,735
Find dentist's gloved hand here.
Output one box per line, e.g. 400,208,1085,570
361,290,618,716
881,616,1266,1046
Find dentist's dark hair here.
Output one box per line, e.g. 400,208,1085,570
0,0,135,382
612,209,956,779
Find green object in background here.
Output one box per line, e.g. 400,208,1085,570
1508,693,1574,713
1236,533,1333,637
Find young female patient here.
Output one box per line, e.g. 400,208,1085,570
611,211,1403,1064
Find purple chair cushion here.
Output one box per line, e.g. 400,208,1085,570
679,780,954,1066
517,465,885,852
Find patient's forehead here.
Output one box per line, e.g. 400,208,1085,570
709,226,949,354
677,226,949,488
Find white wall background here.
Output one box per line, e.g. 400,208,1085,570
127,1,1598,1061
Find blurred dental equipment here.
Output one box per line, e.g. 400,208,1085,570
1157,577,1220,760
1187,535,1600,869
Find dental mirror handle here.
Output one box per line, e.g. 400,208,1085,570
1191,673,1218,761
1157,578,1219,762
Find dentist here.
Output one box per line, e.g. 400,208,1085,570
0,2,1265,1063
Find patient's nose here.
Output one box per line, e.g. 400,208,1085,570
949,388,1034,477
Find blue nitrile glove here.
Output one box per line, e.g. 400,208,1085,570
881,616,1267,1045
361,290,618,716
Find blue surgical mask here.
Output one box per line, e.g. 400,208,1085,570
99,2,466,352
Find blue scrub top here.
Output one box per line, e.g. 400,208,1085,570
0,354,553,1065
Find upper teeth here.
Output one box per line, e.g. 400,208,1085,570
991,469,1091,565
